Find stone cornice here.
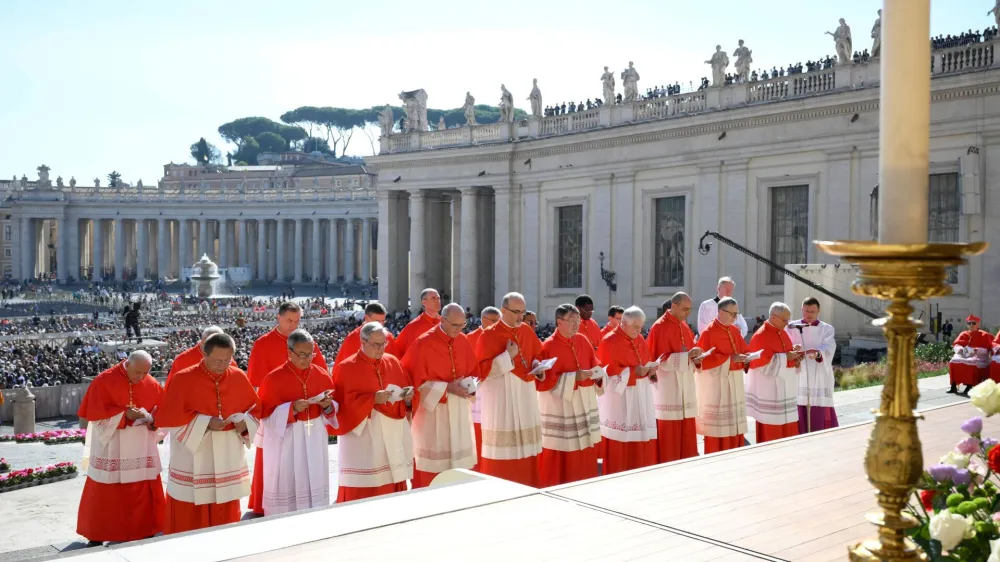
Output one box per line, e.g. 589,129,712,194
370,78,1000,172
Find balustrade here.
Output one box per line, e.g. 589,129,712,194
935,42,995,74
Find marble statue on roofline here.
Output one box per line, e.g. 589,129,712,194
398,89,429,132
56,176,64,189
621,62,640,103
706,45,729,87
438,116,447,130
733,40,752,83
601,66,615,105
527,78,542,117
870,10,882,59
463,92,477,126
826,18,853,65
69,176,76,188
378,106,394,136
991,0,1000,31
499,84,514,122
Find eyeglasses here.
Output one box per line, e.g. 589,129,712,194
504,307,525,316
365,340,388,349
444,319,467,329
720,309,739,317
290,351,315,360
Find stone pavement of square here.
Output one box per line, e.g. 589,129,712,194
0,374,964,561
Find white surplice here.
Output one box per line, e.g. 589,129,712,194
338,410,413,488
81,412,162,485
695,360,748,438
478,352,543,460
165,413,259,505
538,372,601,452
786,321,837,408
745,354,799,425
597,369,657,443
652,353,698,421
697,298,748,337
261,402,339,516
412,381,477,473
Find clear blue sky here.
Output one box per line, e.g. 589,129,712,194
0,0,986,185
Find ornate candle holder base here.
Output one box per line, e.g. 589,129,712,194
815,240,988,562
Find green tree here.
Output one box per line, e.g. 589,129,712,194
107,171,122,188
233,136,261,166
189,137,221,165
255,131,286,154
303,137,332,153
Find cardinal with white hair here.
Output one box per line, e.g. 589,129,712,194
77,349,165,543
746,302,803,444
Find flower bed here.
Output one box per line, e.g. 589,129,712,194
0,462,77,493
0,430,86,444
835,361,948,391
0,458,9,472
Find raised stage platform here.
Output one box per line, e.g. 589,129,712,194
57,402,983,562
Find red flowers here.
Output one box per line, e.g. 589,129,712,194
988,445,1000,473
920,489,936,511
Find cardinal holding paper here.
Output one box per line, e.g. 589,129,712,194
596,306,658,474
646,293,702,463
401,304,478,488
693,297,750,454
258,329,339,516
156,333,261,534
332,322,414,502
746,302,801,444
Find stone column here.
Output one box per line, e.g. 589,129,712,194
92,219,104,280
19,217,32,280
294,219,304,283
137,219,149,279
361,217,372,283
257,219,267,281
238,219,248,267
328,219,339,281
513,185,537,308
311,218,321,282
451,196,462,305
12,388,36,435
345,219,356,282
179,219,191,275
157,219,169,280
56,217,68,283
459,188,479,311
276,219,286,281
69,218,81,282
38,220,49,275
219,219,229,269
114,219,125,281
409,191,427,310
199,218,209,259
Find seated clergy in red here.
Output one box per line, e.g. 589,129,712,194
386,288,441,360
247,302,327,515
949,314,992,396
646,292,702,463
333,322,413,502
333,302,396,369
258,329,339,516
402,303,478,488
694,297,751,454
77,351,164,543
746,302,803,444
537,304,602,486
156,333,261,535
474,292,545,487
466,306,500,471
166,326,236,385
596,306,659,475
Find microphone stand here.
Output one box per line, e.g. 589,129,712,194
791,322,811,433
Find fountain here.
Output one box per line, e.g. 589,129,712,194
190,254,221,298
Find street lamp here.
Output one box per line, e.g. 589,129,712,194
598,251,617,301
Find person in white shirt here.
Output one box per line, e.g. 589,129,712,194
784,297,838,433
697,277,749,337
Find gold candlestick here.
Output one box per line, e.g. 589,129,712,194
816,240,987,561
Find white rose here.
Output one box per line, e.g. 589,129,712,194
988,539,1000,562
970,380,1000,416
940,451,971,469
929,511,968,552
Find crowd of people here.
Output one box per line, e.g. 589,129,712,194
932,27,999,50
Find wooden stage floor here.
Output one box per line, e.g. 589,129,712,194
62,401,986,562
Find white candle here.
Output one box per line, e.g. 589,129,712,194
878,0,931,244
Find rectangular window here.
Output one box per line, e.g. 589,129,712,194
653,196,686,287
556,205,583,288
3,225,10,242
928,172,961,283
3,248,10,258
769,184,809,284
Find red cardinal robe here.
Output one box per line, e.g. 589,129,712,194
77,363,165,542
466,326,485,470
748,322,800,444
246,328,326,515
646,312,699,463
167,344,237,385
951,329,993,386
156,363,261,534
387,312,438,359
579,317,603,351
596,328,658,475
334,324,396,367
694,320,749,454
332,352,412,502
